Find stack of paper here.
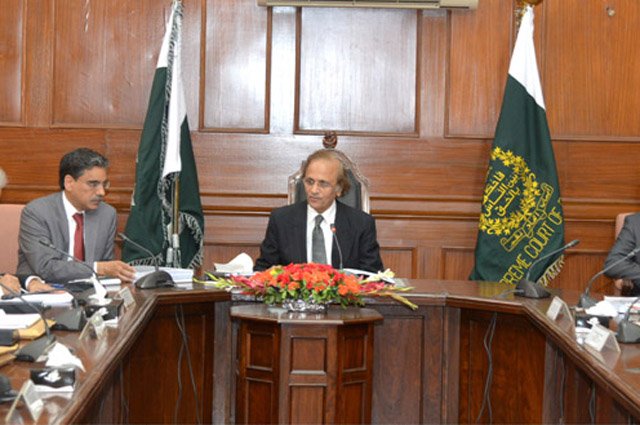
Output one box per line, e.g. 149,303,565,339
0,312,40,330
0,292,74,308
133,266,194,283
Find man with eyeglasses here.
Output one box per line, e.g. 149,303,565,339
17,148,136,284
254,149,383,272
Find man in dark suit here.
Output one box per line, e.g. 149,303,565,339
17,148,136,284
605,213,640,295
254,149,383,272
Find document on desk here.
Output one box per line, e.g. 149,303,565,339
0,292,74,308
0,311,40,330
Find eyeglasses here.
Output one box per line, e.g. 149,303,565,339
303,177,334,190
80,179,110,190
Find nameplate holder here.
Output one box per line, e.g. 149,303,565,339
585,323,621,353
116,286,136,309
5,380,43,422
79,313,106,340
546,296,575,333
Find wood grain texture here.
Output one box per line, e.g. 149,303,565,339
0,0,24,125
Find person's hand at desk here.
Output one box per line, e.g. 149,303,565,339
25,277,53,293
0,274,21,295
97,260,136,283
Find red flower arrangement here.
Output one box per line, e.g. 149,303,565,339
207,263,416,310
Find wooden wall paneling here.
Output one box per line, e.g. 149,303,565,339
543,0,640,139
297,8,418,134
350,138,491,198
53,1,154,127
379,247,415,278
24,0,54,127
552,251,609,293
560,141,640,201
446,0,514,138
203,0,269,131
0,0,25,125
419,10,447,138
441,246,474,281
269,6,297,134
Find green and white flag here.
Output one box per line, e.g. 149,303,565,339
123,0,204,269
469,6,565,285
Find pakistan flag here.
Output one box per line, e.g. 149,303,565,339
123,0,204,269
469,6,565,286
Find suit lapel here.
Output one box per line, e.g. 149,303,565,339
53,193,71,254
292,203,308,263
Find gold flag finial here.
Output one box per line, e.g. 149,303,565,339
516,0,543,29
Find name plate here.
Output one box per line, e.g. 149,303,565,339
546,296,575,333
546,296,571,320
116,286,136,309
6,380,43,422
79,313,107,340
585,323,620,353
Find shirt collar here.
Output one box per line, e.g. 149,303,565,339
62,191,83,220
307,201,337,226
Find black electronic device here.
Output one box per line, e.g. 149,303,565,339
51,307,87,332
515,239,580,299
0,330,16,347
118,233,175,289
30,367,76,389
0,375,17,403
616,296,640,344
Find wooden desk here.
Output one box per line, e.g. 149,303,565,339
232,305,382,424
1,281,639,424
0,286,230,424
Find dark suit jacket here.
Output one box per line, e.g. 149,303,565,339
605,212,640,295
254,201,383,272
16,192,117,283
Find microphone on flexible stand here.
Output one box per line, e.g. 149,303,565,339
578,245,640,309
329,224,344,271
0,282,56,362
118,233,174,289
616,296,640,344
37,239,92,330
516,239,580,299
38,239,106,300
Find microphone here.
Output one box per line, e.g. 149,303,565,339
616,296,640,344
38,239,106,301
329,224,344,270
516,239,580,299
578,245,640,309
0,281,56,362
118,233,174,289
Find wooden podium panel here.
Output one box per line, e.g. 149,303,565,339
233,305,382,424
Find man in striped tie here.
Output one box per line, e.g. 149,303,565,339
255,149,383,273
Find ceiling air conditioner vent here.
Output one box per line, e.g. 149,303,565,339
257,0,478,10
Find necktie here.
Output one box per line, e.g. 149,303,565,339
73,213,85,261
312,215,327,264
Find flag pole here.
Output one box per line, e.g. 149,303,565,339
171,177,181,268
